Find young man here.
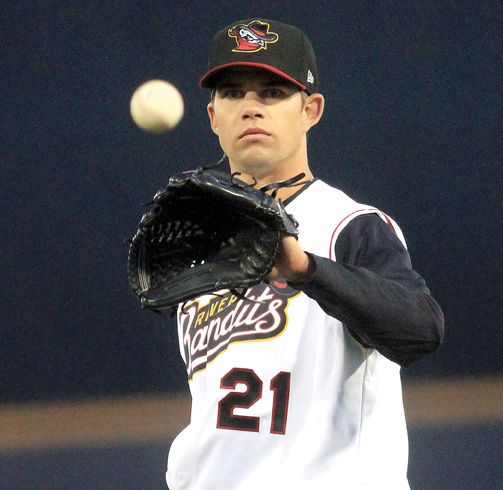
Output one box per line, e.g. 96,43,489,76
166,18,444,490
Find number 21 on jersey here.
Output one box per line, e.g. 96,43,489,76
217,368,291,435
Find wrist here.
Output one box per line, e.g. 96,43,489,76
286,252,316,285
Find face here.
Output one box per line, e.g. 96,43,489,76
207,67,318,180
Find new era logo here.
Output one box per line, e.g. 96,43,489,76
307,70,314,84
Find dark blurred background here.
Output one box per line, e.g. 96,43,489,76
1,1,502,488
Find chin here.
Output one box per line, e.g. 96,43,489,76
234,160,273,180
230,149,270,171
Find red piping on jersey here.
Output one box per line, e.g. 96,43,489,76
328,209,395,260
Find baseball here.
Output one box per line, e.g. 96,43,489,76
130,79,184,133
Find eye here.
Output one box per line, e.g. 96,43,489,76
262,88,285,98
223,89,242,99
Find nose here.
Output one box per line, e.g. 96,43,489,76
241,91,265,119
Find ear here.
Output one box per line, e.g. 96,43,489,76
207,102,219,135
302,93,325,132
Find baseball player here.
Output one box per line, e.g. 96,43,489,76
166,18,444,490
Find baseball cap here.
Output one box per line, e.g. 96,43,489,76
200,18,319,94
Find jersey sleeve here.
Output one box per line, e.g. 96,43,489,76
295,213,444,366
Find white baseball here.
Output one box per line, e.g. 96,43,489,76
130,79,184,133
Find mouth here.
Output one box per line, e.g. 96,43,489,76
239,128,270,139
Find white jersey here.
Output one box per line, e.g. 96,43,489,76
167,180,410,490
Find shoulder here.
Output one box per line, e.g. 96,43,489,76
286,179,407,256
334,213,411,270
286,179,360,212
310,182,407,254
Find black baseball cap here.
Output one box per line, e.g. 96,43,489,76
200,18,319,94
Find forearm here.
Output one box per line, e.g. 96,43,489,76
296,254,444,366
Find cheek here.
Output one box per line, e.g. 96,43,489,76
215,114,231,136
209,101,228,134
215,123,234,154
280,111,303,140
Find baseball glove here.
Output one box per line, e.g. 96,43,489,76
128,163,301,311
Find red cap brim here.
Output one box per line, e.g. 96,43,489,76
199,62,307,91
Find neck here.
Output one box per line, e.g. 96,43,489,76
229,164,314,201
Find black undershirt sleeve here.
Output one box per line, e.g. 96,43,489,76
293,214,444,366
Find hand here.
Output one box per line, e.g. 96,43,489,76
267,236,314,284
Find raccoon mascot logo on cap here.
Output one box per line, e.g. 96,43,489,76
228,20,279,53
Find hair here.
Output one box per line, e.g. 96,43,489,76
300,90,308,106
